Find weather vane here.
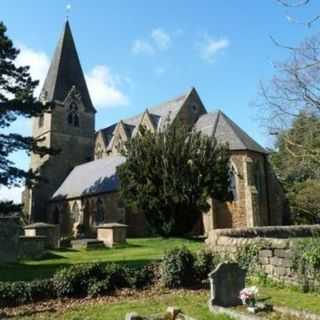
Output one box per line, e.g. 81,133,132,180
66,3,72,20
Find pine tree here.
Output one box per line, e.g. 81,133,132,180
117,121,231,237
0,22,54,213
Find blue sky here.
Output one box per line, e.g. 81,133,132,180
1,0,317,201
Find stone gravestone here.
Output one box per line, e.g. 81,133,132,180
209,262,246,307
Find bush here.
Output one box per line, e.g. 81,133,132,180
29,279,56,301
53,263,107,298
194,249,216,281
0,279,55,307
160,247,195,288
104,263,130,289
87,278,112,297
291,237,320,292
0,282,30,307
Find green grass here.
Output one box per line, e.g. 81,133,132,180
259,286,320,315
16,290,233,320
0,237,203,282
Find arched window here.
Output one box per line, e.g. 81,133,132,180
96,198,105,225
228,164,238,201
67,102,80,127
53,207,60,225
71,202,80,223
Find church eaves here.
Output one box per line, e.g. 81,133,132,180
40,21,95,112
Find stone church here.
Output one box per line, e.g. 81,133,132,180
22,21,286,238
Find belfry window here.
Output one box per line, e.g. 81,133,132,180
67,102,80,127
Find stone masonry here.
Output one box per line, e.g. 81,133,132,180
207,225,320,286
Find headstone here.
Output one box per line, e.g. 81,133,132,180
209,262,246,307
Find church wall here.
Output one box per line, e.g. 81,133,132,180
203,150,276,234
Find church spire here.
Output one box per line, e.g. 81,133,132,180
41,21,95,112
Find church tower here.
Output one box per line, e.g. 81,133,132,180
23,21,96,222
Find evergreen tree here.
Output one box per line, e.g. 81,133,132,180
0,22,53,213
117,122,231,237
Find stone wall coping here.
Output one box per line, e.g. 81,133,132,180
24,222,57,229
97,223,128,229
19,235,47,240
211,225,320,238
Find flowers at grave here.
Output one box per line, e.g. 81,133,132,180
239,286,258,307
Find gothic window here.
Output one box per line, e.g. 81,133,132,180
228,164,238,201
71,202,80,223
67,102,80,127
53,207,60,225
38,114,44,128
96,198,105,225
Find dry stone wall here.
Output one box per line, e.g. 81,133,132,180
207,225,320,285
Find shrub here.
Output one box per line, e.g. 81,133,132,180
0,281,30,307
126,264,156,289
87,278,112,297
0,279,55,307
194,249,216,281
53,263,107,298
235,242,263,273
29,279,56,301
104,263,131,289
160,247,195,288
291,237,320,292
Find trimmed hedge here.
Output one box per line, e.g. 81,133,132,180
0,246,216,307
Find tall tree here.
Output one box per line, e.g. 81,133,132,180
269,112,320,223
117,122,231,237
0,22,53,213
258,34,320,166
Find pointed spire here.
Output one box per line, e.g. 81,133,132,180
41,21,95,112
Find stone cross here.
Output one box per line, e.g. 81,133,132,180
209,262,246,307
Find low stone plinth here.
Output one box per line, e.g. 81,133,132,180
18,236,46,259
24,222,60,249
97,223,128,248
70,238,105,250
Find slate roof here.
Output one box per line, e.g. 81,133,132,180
194,111,267,154
41,21,95,112
97,89,192,146
52,155,126,200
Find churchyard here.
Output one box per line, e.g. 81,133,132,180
1,231,320,320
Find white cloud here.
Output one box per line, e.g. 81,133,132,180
132,28,172,56
199,36,230,63
16,44,50,96
16,45,128,109
131,39,155,55
86,65,129,108
0,186,23,203
151,28,171,50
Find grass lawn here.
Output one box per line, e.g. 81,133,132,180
0,237,203,282
259,285,320,315
16,290,233,320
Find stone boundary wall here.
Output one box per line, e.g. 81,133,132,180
206,225,320,285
